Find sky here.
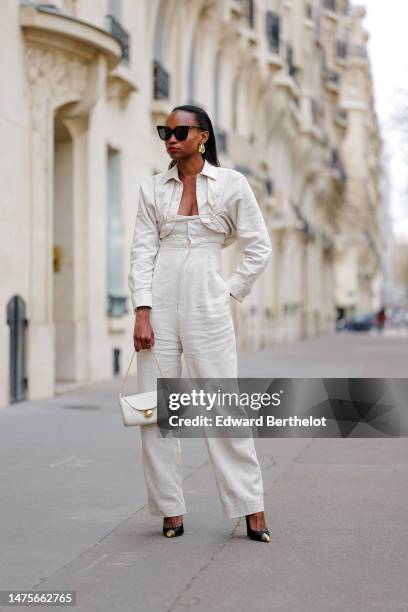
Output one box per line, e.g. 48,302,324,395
355,0,408,242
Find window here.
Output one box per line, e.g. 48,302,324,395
106,147,127,317
243,0,255,28
265,11,280,53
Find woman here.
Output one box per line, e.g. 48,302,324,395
128,104,272,542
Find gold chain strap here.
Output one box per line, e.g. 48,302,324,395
119,347,168,397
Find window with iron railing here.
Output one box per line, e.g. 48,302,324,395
106,147,128,318
336,39,348,59
337,41,366,59
305,2,313,20
286,43,298,80
153,60,170,100
243,0,255,28
105,14,130,64
265,11,280,53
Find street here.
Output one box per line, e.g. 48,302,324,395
1,330,407,612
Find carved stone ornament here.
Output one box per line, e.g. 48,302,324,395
107,64,138,110
24,46,89,131
20,3,121,127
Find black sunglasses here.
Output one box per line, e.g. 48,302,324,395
156,125,205,141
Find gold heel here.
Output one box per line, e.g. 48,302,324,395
163,519,184,538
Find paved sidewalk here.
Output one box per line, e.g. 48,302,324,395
0,331,407,611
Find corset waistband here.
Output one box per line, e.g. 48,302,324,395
159,237,222,249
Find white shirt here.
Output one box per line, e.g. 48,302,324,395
128,159,272,310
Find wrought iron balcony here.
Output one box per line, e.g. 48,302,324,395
105,14,130,64
153,60,170,100
265,11,280,54
336,40,367,60
336,39,348,59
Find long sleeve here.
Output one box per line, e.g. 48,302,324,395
226,175,272,302
128,180,160,310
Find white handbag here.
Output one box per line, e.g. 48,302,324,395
119,347,168,427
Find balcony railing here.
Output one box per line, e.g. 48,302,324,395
153,60,170,100
336,40,367,60
105,14,130,64
265,11,280,53
336,39,348,58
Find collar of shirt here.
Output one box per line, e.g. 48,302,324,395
161,158,218,184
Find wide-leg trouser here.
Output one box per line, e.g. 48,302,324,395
136,233,265,519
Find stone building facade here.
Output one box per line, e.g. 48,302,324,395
0,0,382,407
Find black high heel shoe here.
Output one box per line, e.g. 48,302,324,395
163,518,184,538
245,514,270,542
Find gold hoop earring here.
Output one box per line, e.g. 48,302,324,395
198,142,205,154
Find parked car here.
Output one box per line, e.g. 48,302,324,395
337,313,375,331
346,313,375,331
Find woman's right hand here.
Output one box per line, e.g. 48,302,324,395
134,307,155,351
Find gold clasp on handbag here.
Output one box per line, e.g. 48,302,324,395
144,409,153,418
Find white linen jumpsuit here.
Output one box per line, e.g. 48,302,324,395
128,160,272,519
